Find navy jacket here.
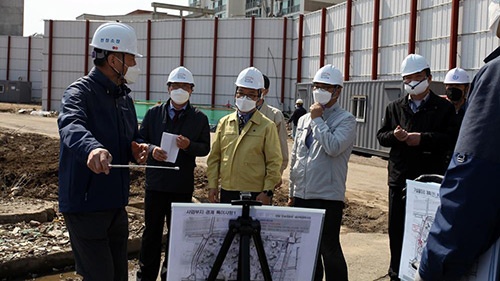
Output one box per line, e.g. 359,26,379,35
419,47,500,280
377,92,458,187
58,67,143,213
139,101,210,193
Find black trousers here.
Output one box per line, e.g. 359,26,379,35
137,190,192,281
63,208,128,281
293,198,348,281
388,186,406,281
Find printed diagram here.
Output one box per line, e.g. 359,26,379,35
410,213,433,269
406,190,440,273
178,216,305,281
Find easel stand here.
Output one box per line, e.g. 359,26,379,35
206,199,273,281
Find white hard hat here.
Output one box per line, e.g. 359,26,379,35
296,99,304,104
312,64,343,86
489,0,500,38
444,67,470,84
90,22,142,57
167,66,195,86
235,67,264,90
401,54,429,77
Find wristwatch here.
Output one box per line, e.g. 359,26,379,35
262,190,274,197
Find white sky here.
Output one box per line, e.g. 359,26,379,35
23,0,189,36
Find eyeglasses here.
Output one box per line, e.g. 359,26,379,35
313,85,337,91
403,75,427,84
170,83,192,91
236,90,259,100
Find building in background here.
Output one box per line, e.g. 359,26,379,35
0,0,24,35
190,0,345,18
78,3,215,21
76,9,175,21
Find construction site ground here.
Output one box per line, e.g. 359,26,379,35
0,103,391,281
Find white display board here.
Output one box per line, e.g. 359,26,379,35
400,180,500,281
167,203,325,281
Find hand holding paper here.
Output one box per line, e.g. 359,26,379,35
160,132,180,163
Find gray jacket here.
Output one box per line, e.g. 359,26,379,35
289,102,356,201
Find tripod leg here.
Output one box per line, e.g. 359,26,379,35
239,233,252,281
252,225,273,281
207,224,237,281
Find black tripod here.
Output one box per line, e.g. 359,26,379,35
206,198,273,281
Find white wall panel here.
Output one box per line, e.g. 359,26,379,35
0,0,492,112
381,0,410,18
353,0,374,25
185,38,213,57
185,19,214,39
218,19,251,39
152,20,181,38
151,38,181,58
254,18,285,38
217,38,251,58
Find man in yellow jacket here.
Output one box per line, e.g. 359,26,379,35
207,67,282,205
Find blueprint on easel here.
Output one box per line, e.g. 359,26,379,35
166,203,325,281
400,180,500,281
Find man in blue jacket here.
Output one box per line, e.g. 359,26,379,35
58,22,148,281
136,66,210,281
415,1,500,280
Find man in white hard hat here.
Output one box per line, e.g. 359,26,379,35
57,22,149,281
289,64,356,281
443,67,470,126
207,67,282,204
136,66,211,281
256,74,288,181
415,1,500,280
376,54,458,281
287,98,307,138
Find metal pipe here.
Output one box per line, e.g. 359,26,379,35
109,164,180,170
211,17,219,107
344,0,353,81
6,36,10,80
84,20,90,75
250,16,255,67
449,0,460,68
27,36,31,81
408,0,418,54
180,18,186,66
297,14,304,83
320,8,327,68
281,17,287,104
47,20,54,111
147,20,152,101
371,0,380,80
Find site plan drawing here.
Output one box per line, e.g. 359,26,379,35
166,203,325,281
400,180,500,281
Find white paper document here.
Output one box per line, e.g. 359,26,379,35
167,203,325,281
400,180,500,281
160,132,179,163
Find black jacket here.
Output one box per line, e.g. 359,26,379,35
288,106,307,126
376,91,459,187
139,101,210,193
58,67,143,212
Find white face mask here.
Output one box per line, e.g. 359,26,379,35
404,79,429,96
313,88,332,105
235,96,256,113
170,88,190,104
113,56,141,84
124,65,141,84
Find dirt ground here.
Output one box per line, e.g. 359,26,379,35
0,102,391,280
